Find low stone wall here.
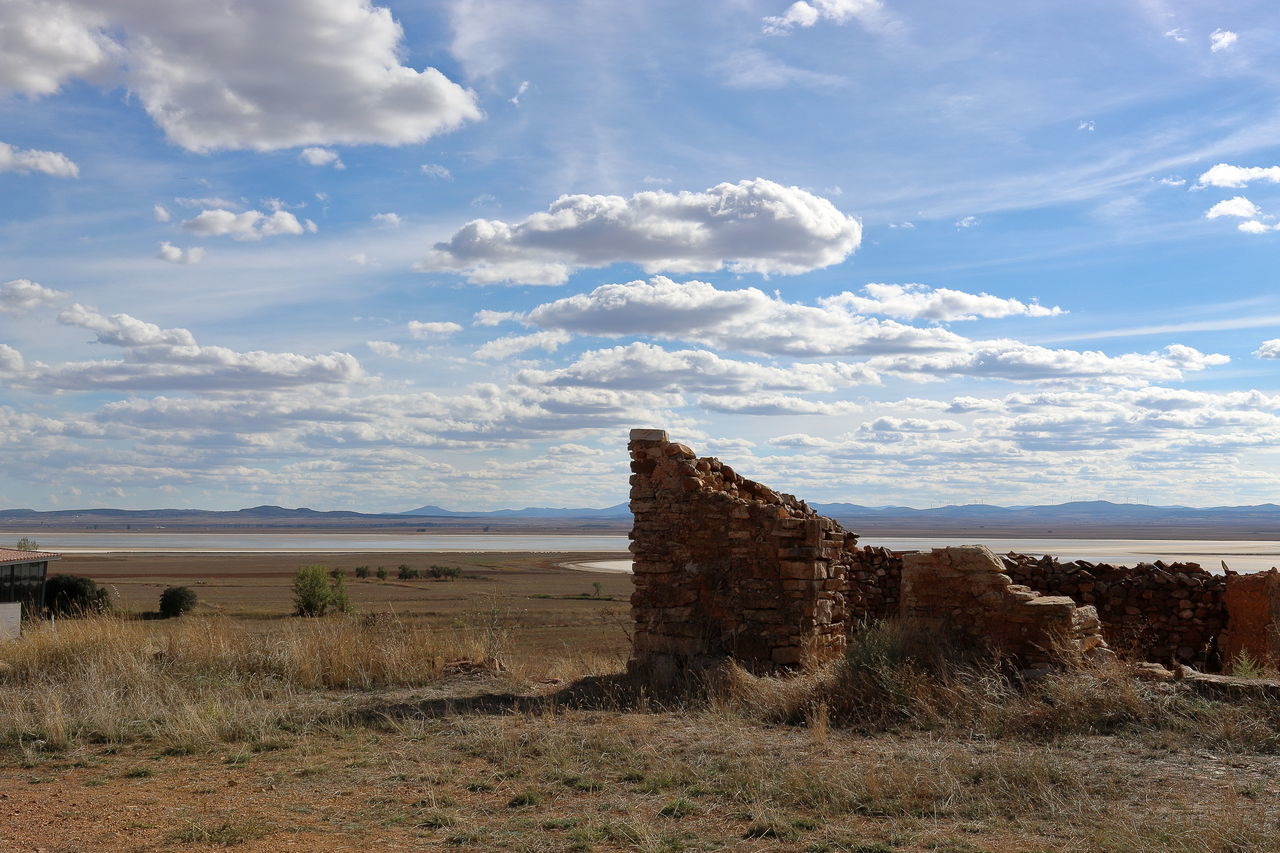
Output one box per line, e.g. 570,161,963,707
901,546,1107,667
628,429,856,676
1002,553,1225,666
1220,569,1280,669
845,545,903,623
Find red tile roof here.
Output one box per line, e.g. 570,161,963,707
0,548,61,565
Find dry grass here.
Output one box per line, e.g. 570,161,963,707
0,612,514,750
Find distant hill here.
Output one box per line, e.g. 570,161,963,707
400,503,630,519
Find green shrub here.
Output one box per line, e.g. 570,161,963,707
353,565,370,579
291,565,351,617
158,586,197,618
44,575,110,616
397,564,421,580
428,565,462,580
15,536,39,551
375,566,388,580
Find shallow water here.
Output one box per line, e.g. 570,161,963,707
20,532,631,554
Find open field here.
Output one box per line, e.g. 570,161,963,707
3,553,1280,851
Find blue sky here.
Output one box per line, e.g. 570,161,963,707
2,0,1280,511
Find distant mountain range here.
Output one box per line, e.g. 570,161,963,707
1,500,1278,537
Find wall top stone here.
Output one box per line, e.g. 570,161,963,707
630,428,669,443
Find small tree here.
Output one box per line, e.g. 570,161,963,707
375,566,388,580
292,565,352,617
14,536,39,551
329,567,346,580
428,564,461,580
293,565,333,616
45,574,110,616
159,586,198,618
397,564,420,580
354,565,370,579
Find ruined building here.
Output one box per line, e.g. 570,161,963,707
627,428,1280,675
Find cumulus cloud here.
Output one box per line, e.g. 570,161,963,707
1237,220,1279,234
955,215,980,229
156,242,205,264
407,320,463,339
524,277,962,357
372,212,401,226
420,163,452,180
1077,120,1095,132
523,342,877,393
0,279,66,315
1210,28,1238,52
1204,196,1260,219
474,310,520,327
1256,339,1280,359
417,179,861,285
822,283,1064,322
474,330,571,360
30,304,365,391
509,80,529,105
763,0,884,34
299,147,344,168
870,342,1228,386
0,140,79,177
698,393,861,416
1196,164,1280,188
153,204,171,222
0,0,481,152
181,208,312,241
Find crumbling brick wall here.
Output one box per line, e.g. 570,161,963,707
1002,553,1226,666
628,428,856,674
900,546,1108,667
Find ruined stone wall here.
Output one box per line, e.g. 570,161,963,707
1220,569,1280,669
628,428,856,673
844,545,903,623
900,546,1108,668
1001,553,1226,666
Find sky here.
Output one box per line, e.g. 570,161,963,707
2,0,1280,512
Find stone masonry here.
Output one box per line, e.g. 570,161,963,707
900,546,1108,668
627,428,1280,674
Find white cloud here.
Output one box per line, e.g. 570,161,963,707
420,163,452,180
29,304,365,391
955,215,980,229
181,208,310,241
822,283,1064,322
763,0,885,35
156,242,205,264
524,342,877,393
1077,120,1095,132
407,320,463,339
473,310,520,326
299,147,344,168
1164,28,1186,42
1155,176,1185,187
1237,220,1278,235
474,330,571,360
698,393,861,416
510,80,529,105
1204,196,1260,219
1210,28,1237,52
418,179,861,285
153,204,171,222
372,212,402,227
524,277,963,357
0,140,79,177
1255,340,1280,359
1197,164,1280,189
642,176,672,185
349,252,372,265
0,0,481,152
0,279,66,315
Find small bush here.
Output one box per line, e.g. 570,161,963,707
428,565,462,580
158,586,197,619
354,566,370,579
44,575,110,617
292,566,351,617
398,565,421,580
375,566,388,580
